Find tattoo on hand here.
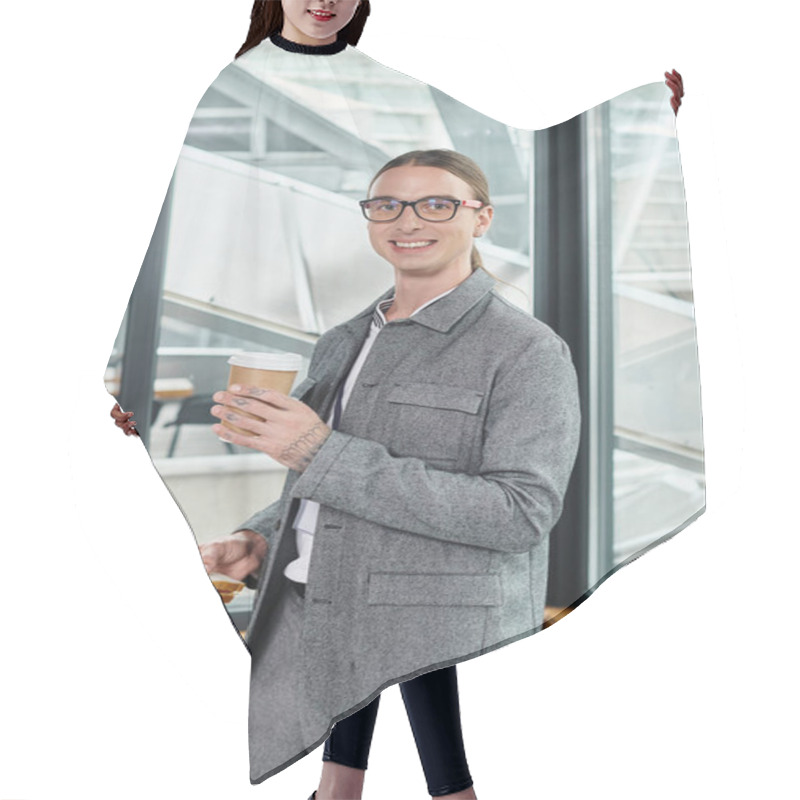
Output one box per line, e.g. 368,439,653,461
281,422,331,471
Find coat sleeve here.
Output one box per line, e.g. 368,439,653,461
289,334,581,554
232,499,283,589
235,499,282,543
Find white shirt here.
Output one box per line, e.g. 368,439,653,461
284,287,456,583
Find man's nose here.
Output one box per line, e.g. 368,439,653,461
395,204,422,230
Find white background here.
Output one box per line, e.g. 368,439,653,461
2,1,798,798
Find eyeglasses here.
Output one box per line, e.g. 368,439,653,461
359,196,485,223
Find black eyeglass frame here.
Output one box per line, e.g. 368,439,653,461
358,196,485,223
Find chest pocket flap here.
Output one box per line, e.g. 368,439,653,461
387,383,484,414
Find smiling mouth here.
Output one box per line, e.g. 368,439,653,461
308,9,335,21
391,240,436,249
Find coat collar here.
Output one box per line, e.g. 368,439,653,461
341,268,496,337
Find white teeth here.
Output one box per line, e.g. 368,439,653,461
393,241,433,249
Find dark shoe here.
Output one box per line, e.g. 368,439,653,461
307,793,316,800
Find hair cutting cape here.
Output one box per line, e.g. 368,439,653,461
107,36,704,784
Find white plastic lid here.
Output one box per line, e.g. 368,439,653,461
227,352,303,371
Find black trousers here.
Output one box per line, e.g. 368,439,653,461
322,665,474,797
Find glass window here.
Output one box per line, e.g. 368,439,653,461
607,83,705,565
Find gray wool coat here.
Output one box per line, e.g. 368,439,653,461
238,266,581,780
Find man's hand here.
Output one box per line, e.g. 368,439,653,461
199,530,268,582
665,68,684,116
210,384,331,472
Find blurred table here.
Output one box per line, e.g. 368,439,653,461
105,377,195,400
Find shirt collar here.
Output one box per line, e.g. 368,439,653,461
371,287,456,329
344,268,497,337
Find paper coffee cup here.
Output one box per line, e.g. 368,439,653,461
223,352,303,436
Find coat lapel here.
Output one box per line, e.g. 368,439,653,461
309,286,392,420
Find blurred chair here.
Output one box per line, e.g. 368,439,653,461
163,394,234,457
